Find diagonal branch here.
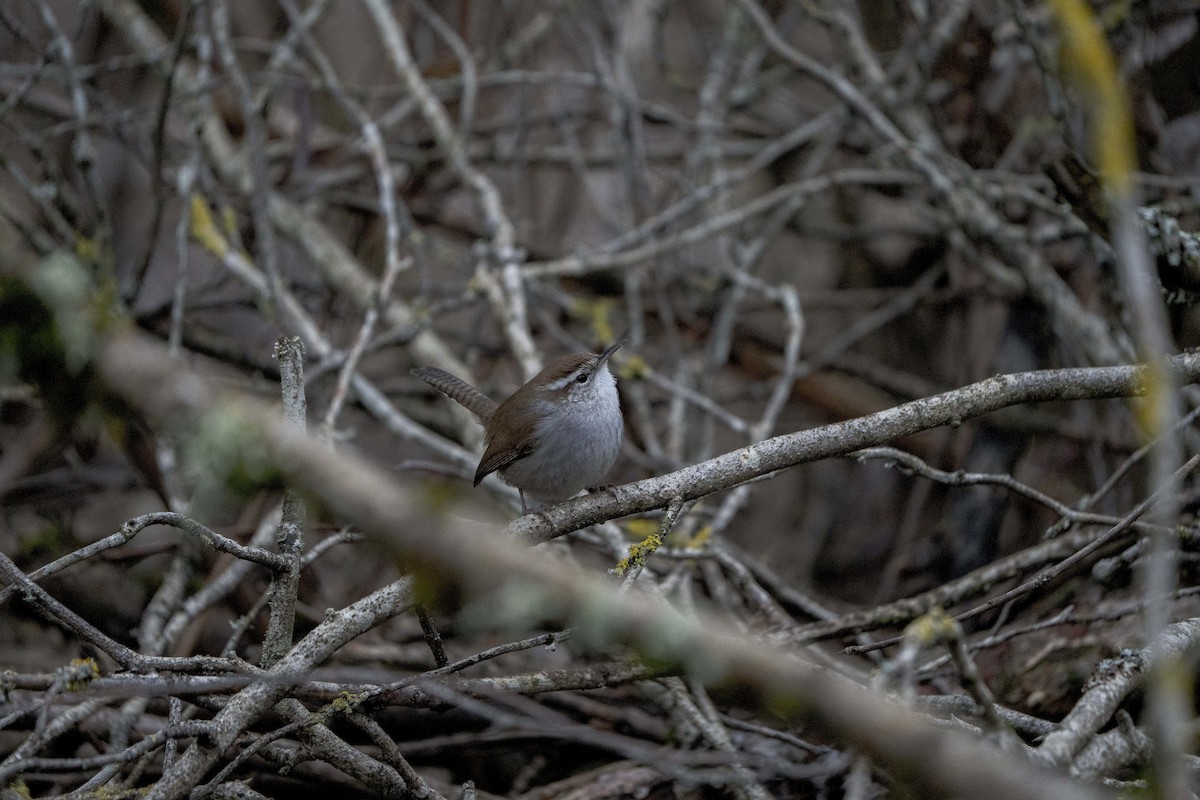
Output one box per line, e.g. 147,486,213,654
511,355,1200,541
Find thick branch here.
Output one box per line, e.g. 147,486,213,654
511,356,1200,541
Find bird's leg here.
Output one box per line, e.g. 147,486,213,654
520,489,529,515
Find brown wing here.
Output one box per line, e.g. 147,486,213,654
473,435,532,485
473,393,536,485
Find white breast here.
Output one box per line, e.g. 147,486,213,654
498,366,622,506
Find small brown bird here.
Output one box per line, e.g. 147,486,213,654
413,343,623,512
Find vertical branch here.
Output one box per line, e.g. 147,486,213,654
1049,1,1187,796
261,336,308,667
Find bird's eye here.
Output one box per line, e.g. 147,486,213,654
575,374,588,384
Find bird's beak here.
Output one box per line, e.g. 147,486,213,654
597,341,623,365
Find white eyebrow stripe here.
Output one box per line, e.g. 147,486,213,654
546,368,587,391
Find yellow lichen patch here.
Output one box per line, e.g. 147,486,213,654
617,354,650,381
1131,364,1174,438
3,778,31,799
623,518,660,539
189,194,230,258
423,480,467,512
62,657,100,692
1047,0,1135,194
73,234,104,266
614,526,665,576
677,525,711,550
221,205,239,241
570,297,617,345
328,690,365,715
902,606,958,648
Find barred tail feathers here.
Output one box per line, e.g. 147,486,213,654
412,367,498,423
